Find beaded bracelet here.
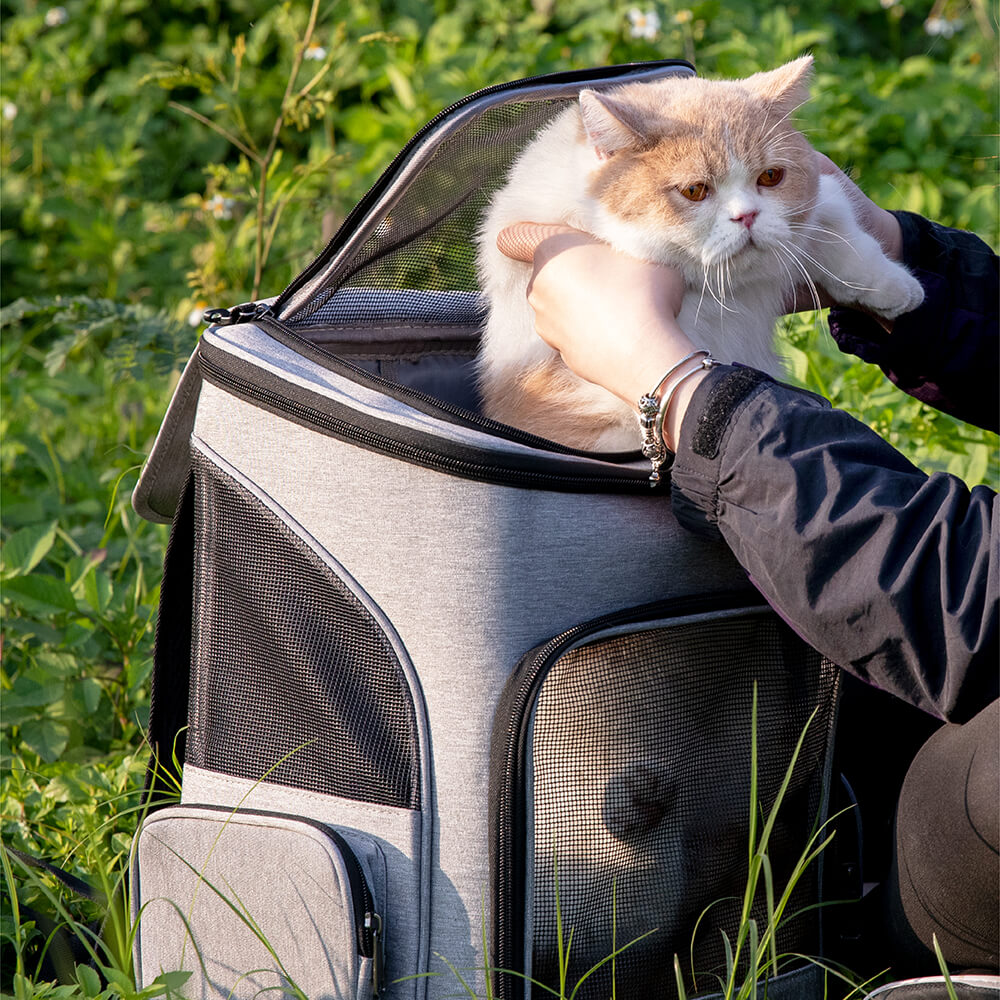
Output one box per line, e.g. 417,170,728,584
637,351,719,485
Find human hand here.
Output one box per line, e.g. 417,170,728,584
495,223,695,407
496,222,709,452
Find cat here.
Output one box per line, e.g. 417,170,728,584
475,56,925,451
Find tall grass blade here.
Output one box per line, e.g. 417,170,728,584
932,935,959,1000
566,929,657,1000
157,841,308,1000
674,954,689,1000
1,844,27,979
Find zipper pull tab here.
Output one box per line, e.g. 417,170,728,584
365,911,384,997
202,301,273,327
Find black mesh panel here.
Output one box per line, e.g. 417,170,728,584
528,615,838,997
187,451,420,809
291,99,568,326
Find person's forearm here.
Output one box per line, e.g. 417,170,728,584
671,368,999,723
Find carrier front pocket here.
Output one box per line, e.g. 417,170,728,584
489,594,840,1000
131,804,386,1000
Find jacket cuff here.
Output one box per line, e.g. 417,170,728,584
669,365,773,538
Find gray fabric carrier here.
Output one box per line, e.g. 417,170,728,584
130,62,841,1000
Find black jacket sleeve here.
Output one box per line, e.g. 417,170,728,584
670,217,998,723
670,367,997,724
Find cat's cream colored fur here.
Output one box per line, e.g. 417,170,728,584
476,57,924,451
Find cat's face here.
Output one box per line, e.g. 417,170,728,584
579,58,819,284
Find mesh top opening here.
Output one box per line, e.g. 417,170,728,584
287,97,570,330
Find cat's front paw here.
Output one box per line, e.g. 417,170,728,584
853,262,925,320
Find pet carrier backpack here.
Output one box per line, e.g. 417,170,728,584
130,61,843,1000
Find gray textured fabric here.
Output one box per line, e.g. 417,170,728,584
182,438,433,997
200,321,646,467
191,372,749,995
131,806,381,999
694,964,830,999
863,977,1000,999
180,767,426,999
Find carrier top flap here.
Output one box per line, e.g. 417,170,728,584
133,61,696,523
270,59,694,328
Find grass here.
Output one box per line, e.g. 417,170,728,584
4,687,870,1000
2,0,996,993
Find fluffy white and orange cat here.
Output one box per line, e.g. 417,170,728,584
475,56,924,450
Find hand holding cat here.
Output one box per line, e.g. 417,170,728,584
494,222,710,451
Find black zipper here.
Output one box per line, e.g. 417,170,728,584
490,590,762,998
267,60,693,318
323,825,381,965
198,333,661,494
253,310,648,460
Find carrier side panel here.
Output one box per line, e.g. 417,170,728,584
179,439,431,998
191,380,754,993
492,606,839,999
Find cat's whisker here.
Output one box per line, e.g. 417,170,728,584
717,263,729,327
702,261,737,315
771,246,801,306
694,271,711,327
774,242,823,312
787,223,859,250
791,244,879,292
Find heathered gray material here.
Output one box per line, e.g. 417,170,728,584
180,766,426,998
187,324,751,994
131,806,380,999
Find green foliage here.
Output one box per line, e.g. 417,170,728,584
1,0,996,992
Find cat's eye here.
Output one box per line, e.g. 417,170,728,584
680,182,709,202
757,167,785,187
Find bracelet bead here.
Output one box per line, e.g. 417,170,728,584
636,352,718,485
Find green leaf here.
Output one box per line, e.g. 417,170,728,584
82,568,113,615
147,970,193,994
3,574,79,615
19,719,71,762
74,677,104,715
76,964,102,998
385,63,417,111
2,522,58,577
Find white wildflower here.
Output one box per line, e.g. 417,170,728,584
304,42,327,61
203,194,235,220
187,303,208,327
627,7,661,40
44,6,68,26
3,102,17,121
924,14,961,35
879,0,898,8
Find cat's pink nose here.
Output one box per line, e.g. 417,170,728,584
732,210,759,229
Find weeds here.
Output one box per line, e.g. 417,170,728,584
2,0,996,993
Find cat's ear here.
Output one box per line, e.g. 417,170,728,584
579,89,646,161
740,55,813,114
